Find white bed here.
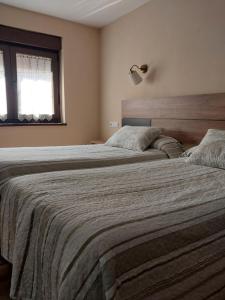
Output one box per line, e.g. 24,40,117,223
0,141,182,190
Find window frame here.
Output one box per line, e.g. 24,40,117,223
0,25,62,125
0,43,12,118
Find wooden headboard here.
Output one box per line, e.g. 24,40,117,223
122,93,225,145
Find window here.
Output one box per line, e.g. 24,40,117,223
0,50,7,120
0,25,61,125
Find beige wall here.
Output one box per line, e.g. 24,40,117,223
0,4,100,147
101,0,225,139
2,0,225,146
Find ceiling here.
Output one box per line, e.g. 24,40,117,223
1,0,151,27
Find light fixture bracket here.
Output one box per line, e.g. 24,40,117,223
139,64,148,73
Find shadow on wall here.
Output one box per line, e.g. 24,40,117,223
145,65,162,84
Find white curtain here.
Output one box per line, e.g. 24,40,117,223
16,54,54,121
0,51,7,121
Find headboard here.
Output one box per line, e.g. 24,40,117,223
122,93,225,145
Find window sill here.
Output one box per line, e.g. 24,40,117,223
0,122,67,127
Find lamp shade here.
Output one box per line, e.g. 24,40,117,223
129,70,143,85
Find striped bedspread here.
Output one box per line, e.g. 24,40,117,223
0,144,167,189
1,158,225,300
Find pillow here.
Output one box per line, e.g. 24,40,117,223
200,129,225,146
181,146,198,158
151,135,184,158
187,140,225,169
105,126,161,152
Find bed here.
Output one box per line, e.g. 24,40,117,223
2,92,225,299
1,157,225,300
0,143,174,190
1,91,225,191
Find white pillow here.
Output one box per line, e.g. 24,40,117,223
181,146,198,158
200,129,225,146
105,126,161,152
187,140,225,169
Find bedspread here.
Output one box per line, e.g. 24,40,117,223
0,144,167,190
1,158,225,299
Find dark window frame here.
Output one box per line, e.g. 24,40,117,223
0,25,62,125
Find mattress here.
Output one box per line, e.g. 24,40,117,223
1,158,225,300
0,144,167,189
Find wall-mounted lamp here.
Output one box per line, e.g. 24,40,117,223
129,64,148,85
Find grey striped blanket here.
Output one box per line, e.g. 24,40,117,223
0,144,167,190
1,158,225,300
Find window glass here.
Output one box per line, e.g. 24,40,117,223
0,51,7,120
16,53,54,121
